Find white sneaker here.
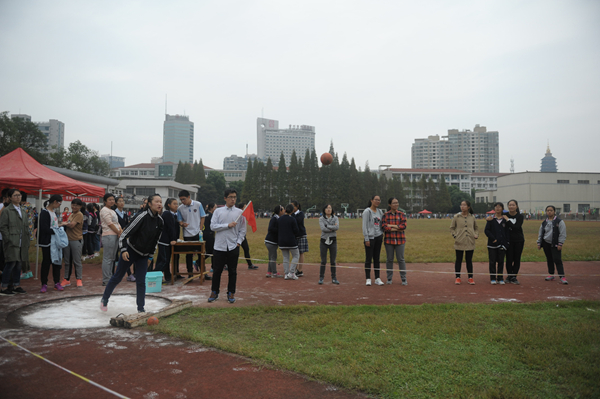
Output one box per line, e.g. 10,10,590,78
375,278,384,286
284,273,291,280
291,273,299,280
366,279,372,286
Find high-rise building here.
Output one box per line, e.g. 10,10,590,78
257,118,315,167
163,114,194,164
100,154,125,168
411,125,499,173
223,154,258,170
540,145,558,172
11,114,64,153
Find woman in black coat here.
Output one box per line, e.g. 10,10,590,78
155,198,179,282
484,202,510,285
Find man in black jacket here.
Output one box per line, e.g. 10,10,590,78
100,194,164,313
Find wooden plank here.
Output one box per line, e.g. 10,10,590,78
108,300,193,329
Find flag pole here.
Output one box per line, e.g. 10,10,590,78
235,201,252,223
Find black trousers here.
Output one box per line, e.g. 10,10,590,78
41,246,61,286
184,234,200,275
364,235,383,279
211,247,239,295
488,248,506,281
155,244,172,280
205,237,214,265
455,250,474,278
542,241,565,277
506,241,524,279
241,237,252,266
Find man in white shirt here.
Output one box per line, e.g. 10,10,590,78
177,190,209,279
208,189,246,304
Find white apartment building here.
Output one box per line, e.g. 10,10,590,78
110,162,178,179
412,125,499,173
257,117,315,167
11,114,64,153
475,172,600,215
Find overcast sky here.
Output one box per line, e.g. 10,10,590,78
1,0,599,173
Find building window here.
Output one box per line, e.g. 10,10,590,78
563,204,571,213
136,187,156,197
578,204,590,213
577,180,589,184
557,180,569,184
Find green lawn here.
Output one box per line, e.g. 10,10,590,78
243,218,600,265
154,301,600,398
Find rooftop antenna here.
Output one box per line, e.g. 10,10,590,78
165,94,168,117
246,143,248,156
510,157,514,173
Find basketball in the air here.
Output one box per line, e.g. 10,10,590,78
147,316,159,326
321,153,333,165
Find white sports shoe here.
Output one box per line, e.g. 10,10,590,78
375,278,384,286
291,273,299,280
366,279,372,286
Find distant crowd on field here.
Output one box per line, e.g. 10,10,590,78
0,186,569,302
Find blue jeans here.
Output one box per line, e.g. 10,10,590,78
1,261,21,288
102,250,148,312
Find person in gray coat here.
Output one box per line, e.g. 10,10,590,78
319,204,339,285
0,189,29,295
362,195,385,286
537,205,568,284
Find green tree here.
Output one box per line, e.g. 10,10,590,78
276,152,288,204
206,171,227,199
288,150,302,203
448,185,474,213
436,175,453,213
46,140,110,176
0,111,48,161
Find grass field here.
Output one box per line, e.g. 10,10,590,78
242,218,600,265
25,218,600,265
154,300,600,398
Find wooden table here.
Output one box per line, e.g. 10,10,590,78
170,241,206,285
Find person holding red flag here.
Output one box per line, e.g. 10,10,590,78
237,202,258,270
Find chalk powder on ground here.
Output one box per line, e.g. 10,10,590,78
21,296,171,329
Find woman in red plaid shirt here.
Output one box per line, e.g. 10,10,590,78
381,197,407,285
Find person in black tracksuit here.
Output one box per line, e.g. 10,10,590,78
505,199,525,284
155,198,179,282
485,202,510,284
101,194,164,313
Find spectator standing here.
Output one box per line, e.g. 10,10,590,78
208,189,246,303
61,198,84,287
381,197,408,285
362,195,385,286
19,192,35,279
319,204,339,285
264,205,284,278
450,200,478,285
38,195,65,293
177,190,207,279
100,194,121,286
538,205,568,284
291,200,307,277
155,198,179,282
61,207,70,223
0,189,29,295
505,200,524,285
484,202,509,284
278,204,300,281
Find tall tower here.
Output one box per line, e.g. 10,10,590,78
163,114,194,164
540,144,557,172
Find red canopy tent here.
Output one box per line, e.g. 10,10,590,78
0,148,105,197
418,209,432,214
0,148,106,279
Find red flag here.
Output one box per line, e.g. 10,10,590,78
242,201,257,233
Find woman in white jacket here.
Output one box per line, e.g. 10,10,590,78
362,195,384,286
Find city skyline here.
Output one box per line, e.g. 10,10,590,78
1,1,598,173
